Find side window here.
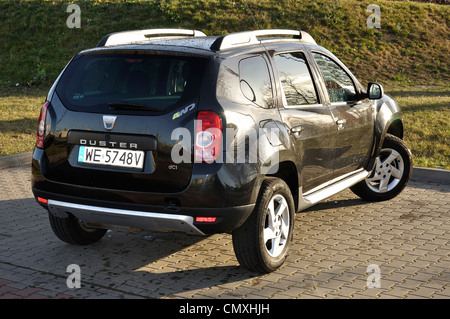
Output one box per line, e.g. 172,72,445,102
274,52,318,106
239,56,273,108
312,52,356,103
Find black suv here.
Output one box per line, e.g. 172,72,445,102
32,29,412,273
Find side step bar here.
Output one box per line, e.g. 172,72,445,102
47,200,205,236
298,169,369,212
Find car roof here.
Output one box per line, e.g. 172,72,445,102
82,29,318,56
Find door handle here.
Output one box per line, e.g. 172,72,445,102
290,125,303,137
291,126,303,133
336,119,346,131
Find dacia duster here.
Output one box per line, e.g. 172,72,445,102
32,29,413,273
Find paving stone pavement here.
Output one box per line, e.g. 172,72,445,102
0,165,448,299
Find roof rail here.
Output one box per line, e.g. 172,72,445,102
210,29,316,51
97,29,207,47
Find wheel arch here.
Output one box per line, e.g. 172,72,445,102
387,119,404,139
266,160,299,212
373,95,404,158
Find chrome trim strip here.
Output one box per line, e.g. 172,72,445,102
299,169,369,211
47,200,205,236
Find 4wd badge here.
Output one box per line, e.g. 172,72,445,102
172,103,195,120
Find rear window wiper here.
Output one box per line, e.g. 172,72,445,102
108,102,164,112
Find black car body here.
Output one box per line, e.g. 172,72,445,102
32,29,412,272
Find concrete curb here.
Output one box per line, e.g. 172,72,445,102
0,152,449,185
0,152,32,170
411,166,450,186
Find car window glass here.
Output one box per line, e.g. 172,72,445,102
239,56,273,108
274,52,318,106
56,54,206,113
312,52,356,103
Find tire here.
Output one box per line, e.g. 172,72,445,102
48,212,107,245
232,177,295,273
351,134,413,202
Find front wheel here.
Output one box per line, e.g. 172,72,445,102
232,178,295,273
351,134,413,202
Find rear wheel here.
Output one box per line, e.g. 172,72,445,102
48,213,107,245
351,134,412,202
232,178,295,273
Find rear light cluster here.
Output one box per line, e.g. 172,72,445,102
36,101,50,149
195,111,222,162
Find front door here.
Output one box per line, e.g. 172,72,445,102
311,51,375,177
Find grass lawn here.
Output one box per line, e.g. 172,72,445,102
0,87,45,157
0,0,448,169
386,85,450,169
1,85,448,170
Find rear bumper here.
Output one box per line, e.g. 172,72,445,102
48,199,206,235
41,197,254,235
32,146,258,234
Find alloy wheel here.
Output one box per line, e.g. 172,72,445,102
263,194,290,258
365,148,405,193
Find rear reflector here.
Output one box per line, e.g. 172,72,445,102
37,197,48,204
195,217,217,223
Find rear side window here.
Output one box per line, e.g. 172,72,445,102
239,56,273,108
56,53,207,113
274,52,318,106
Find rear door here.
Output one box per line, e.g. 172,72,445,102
310,51,375,177
43,52,208,193
273,50,336,192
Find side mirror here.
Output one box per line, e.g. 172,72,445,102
367,82,384,100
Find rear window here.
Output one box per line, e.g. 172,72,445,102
56,53,207,113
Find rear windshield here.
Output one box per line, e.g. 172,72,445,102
56,53,207,113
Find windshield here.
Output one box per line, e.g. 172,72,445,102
56,53,207,113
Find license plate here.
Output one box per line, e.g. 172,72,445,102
78,146,145,169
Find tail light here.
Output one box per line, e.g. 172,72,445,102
36,101,50,149
195,111,222,162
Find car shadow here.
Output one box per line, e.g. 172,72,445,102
46,228,260,298
1,176,445,298
0,197,260,298
302,197,367,213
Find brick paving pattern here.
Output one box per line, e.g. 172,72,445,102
0,165,448,299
